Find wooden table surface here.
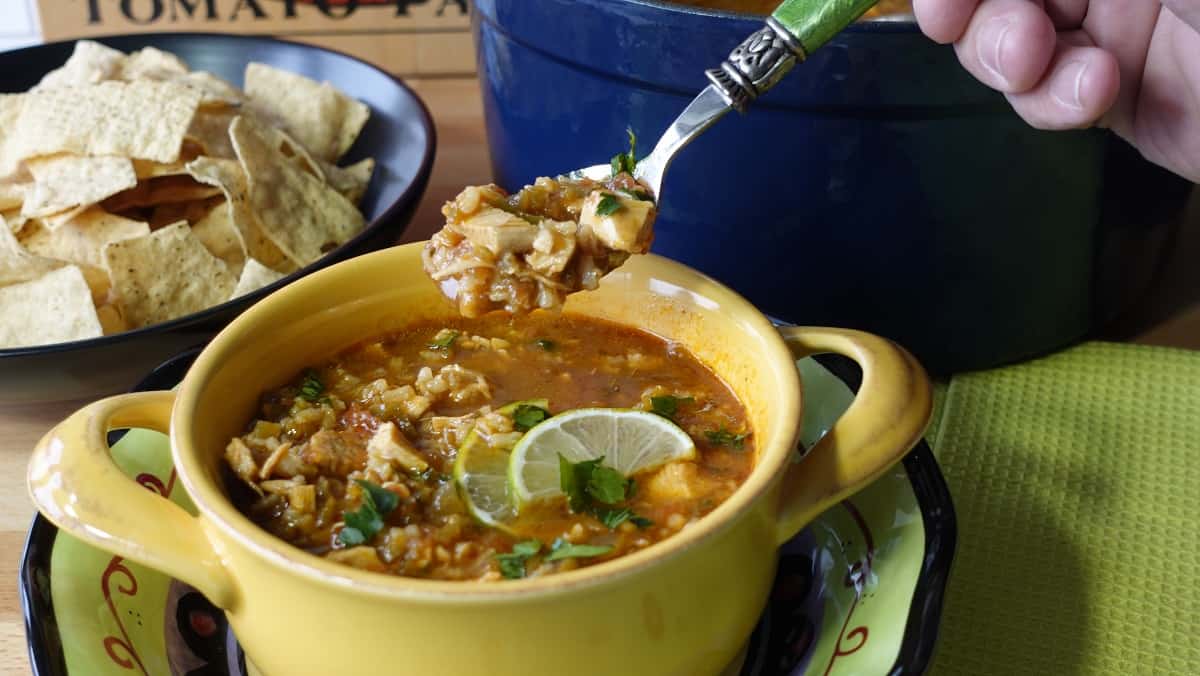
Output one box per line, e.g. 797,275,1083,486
0,76,1196,674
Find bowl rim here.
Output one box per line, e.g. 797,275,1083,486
0,31,437,359
173,242,806,602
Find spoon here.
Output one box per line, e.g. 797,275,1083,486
567,0,881,198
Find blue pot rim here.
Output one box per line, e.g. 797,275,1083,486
474,0,1004,108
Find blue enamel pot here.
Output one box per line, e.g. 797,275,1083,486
472,0,1193,374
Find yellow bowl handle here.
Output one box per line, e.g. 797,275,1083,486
774,327,932,545
27,391,237,608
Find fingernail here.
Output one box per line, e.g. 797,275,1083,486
1051,60,1089,110
976,16,1015,87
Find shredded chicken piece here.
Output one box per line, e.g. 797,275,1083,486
422,175,656,317
366,422,429,481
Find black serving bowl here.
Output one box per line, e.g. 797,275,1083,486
0,33,436,403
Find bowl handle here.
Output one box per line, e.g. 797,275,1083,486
27,391,237,609
773,327,932,546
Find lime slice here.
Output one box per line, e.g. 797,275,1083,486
453,429,517,530
452,399,550,530
508,408,696,508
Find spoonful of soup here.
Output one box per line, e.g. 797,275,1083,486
423,0,881,317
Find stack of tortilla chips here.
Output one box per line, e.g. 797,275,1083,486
0,41,375,349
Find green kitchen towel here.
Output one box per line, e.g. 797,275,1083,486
927,342,1199,674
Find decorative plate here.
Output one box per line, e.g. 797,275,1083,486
21,350,955,676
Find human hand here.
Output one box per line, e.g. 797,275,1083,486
912,0,1200,182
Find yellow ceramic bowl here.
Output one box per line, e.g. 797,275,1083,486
28,242,930,676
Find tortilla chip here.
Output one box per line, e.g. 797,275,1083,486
122,46,189,81
0,95,27,180
32,40,127,92
186,107,238,159
20,208,149,269
102,175,222,213
149,196,222,230
96,303,126,335
77,263,114,306
0,222,65,287
103,221,237,328
179,71,244,106
2,209,28,235
191,199,246,273
22,155,138,219
323,158,375,206
243,63,370,162
1,80,203,175
185,156,292,271
270,127,325,180
231,258,285,299
0,265,103,348
229,116,364,266
0,183,27,211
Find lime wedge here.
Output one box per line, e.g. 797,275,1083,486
508,408,696,508
452,399,550,530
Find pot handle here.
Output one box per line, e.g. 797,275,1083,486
773,327,932,546
27,391,237,609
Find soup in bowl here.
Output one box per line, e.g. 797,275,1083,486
28,242,930,675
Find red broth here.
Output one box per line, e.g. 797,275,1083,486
225,313,754,581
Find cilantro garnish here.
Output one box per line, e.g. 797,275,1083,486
595,194,622,216
593,506,652,529
336,479,399,546
512,404,551,432
534,338,557,351
428,329,459,350
705,428,749,450
546,538,613,562
495,539,543,579
610,127,638,176
298,369,326,403
621,187,655,203
650,395,693,420
587,465,629,504
558,455,651,529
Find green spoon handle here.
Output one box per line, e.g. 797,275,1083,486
705,0,879,112
773,0,881,55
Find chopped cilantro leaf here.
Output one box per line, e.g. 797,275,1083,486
621,187,654,203
355,479,399,515
595,194,622,216
534,338,557,351
336,526,366,546
650,395,693,420
511,539,543,557
512,404,551,432
610,127,639,176
610,154,626,177
595,506,632,529
592,505,652,530
546,538,613,562
705,428,749,449
559,454,602,513
587,465,629,504
496,556,526,580
342,505,383,540
298,369,325,403
495,539,543,579
428,329,459,350
336,480,398,547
